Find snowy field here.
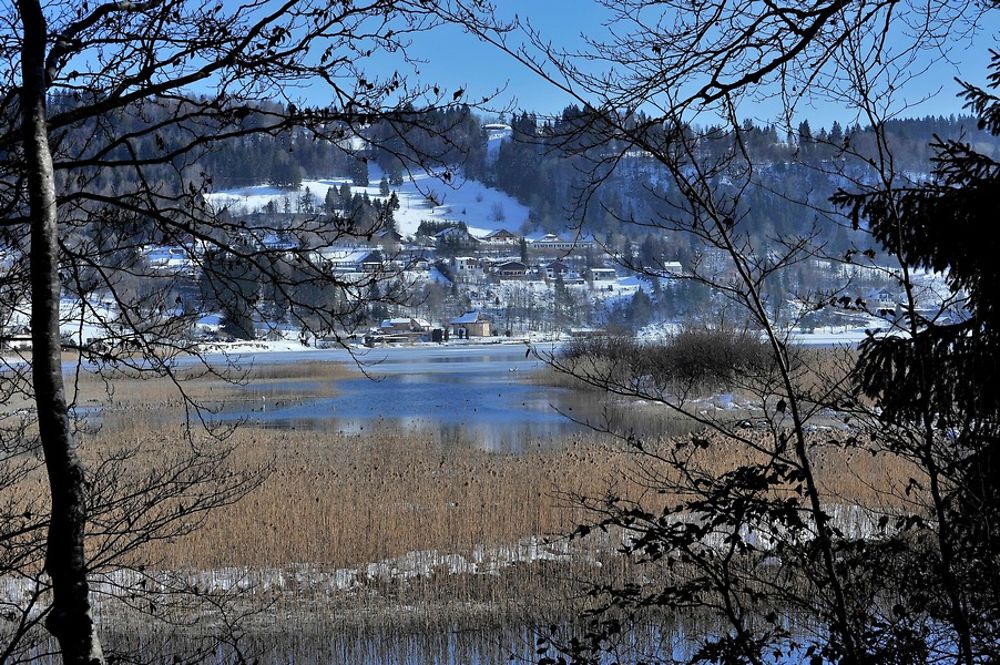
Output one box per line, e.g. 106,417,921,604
204,165,532,239
637,320,894,348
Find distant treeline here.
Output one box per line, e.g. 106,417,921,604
479,106,1000,256
40,93,485,197
35,92,1000,260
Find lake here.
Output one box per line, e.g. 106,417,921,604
208,343,590,451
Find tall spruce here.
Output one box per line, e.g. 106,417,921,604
833,52,1000,661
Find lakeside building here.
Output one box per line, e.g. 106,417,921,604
451,310,492,337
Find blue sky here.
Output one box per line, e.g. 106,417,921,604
204,1,999,130
407,1,609,118
367,1,1000,129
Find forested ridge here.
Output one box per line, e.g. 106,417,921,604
479,110,1000,253
25,92,1000,257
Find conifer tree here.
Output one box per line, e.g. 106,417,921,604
832,53,1000,660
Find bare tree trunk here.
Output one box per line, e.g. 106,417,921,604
18,1,105,663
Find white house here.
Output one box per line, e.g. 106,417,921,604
451,256,482,279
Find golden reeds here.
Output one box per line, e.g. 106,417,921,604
1,357,926,656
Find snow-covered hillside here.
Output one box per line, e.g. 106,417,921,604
205,165,530,239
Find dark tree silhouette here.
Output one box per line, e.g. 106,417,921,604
448,1,999,663
2,1,490,662
832,51,1000,661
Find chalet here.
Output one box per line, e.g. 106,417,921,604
869,288,900,315
316,248,384,273
659,261,684,277
495,261,527,278
544,260,569,279
451,256,482,279
374,228,404,249
377,228,403,241
434,225,480,248
451,310,492,338
259,232,297,252
360,250,385,272
481,229,520,246
404,255,431,272
379,317,432,334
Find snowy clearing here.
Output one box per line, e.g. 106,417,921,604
205,165,532,239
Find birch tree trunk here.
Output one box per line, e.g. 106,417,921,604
18,1,105,662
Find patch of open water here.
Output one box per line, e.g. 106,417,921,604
210,344,589,451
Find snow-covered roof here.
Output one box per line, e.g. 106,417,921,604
484,228,518,239
660,261,683,274
317,248,369,261
451,310,486,324
435,226,475,239
144,245,190,262
260,232,297,250
317,248,382,265
380,318,414,327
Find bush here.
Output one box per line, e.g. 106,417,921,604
561,325,773,396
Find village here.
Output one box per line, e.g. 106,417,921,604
1,206,938,353
0,150,939,354
170,223,680,346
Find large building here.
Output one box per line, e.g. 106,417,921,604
531,233,593,252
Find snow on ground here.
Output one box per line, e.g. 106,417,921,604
787,325,876,347
196,339,317,354
205,164,531,238
428,266,452,285
788,321,913,346
636,322,682,342
82,535,585,601
637,320,898,348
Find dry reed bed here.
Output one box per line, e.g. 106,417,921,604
113,424,624,569
5,354,917,575
78,418,919,572
73,360,356,418
0,358,357,418
12,361,915,569
70,416,920,638
2,356,924,652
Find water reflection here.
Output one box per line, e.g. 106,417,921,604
194,344,694,451
212,345,585,451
